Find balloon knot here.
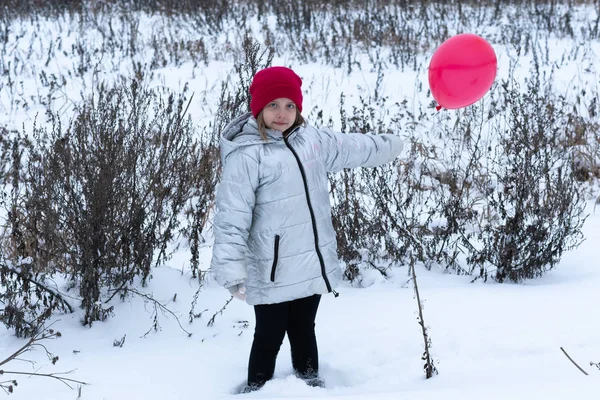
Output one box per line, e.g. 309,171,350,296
435,105,442,111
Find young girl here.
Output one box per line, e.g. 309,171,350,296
210,66,403,392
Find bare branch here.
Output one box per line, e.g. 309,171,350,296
207,297,233,327
0,370,88,389
0,324,88,393
410,256,438,379
560,347,589,376
116,288,192,337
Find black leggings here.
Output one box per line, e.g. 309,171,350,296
247,294,321,388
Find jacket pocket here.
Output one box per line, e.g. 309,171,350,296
270,235,280,282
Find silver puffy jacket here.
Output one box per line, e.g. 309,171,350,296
210,112,403,305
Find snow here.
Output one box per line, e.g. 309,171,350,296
2,6,600,400
1,204,598,399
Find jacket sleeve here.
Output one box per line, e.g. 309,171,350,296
316,128,404,173
210,149,259,288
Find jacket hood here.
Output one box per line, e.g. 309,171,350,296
219,112,287,161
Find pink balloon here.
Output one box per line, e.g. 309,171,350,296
428,34,497,109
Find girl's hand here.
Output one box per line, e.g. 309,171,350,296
228,284,247,301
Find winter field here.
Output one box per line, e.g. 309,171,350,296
1,1,600,399
1,209,600,400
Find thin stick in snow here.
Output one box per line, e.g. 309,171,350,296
560,347,589,376
410,258,438,379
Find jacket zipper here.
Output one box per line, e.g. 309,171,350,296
283,134,339,297
270,235,280,282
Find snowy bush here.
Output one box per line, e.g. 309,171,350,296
1,80,208,328
463,79,587,282
327,72,589,282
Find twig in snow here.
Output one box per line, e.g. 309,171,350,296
114,288,192,337
410,255,438,379
560,347,589,376
0,324,88,394
207,297,234,327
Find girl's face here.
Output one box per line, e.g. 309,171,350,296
261,97,297,132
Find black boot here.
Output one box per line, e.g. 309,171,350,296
302,376,325,388
238,383,262,394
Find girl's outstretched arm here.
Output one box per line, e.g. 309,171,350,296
316,127,404,172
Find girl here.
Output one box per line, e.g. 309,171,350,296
210,66,403,392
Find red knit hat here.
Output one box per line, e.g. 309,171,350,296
249,66,303,118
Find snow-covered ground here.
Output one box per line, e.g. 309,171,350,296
1,201,599,400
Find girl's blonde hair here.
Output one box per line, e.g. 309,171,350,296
256,111,305,141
